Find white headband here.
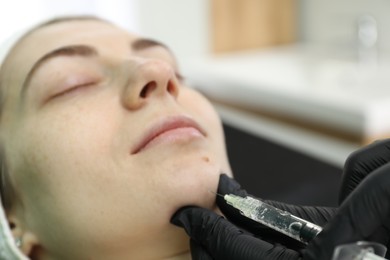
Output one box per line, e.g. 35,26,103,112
0,28,31,68
0,27,32,260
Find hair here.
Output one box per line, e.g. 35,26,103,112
0,15,109,211
0,147,13,210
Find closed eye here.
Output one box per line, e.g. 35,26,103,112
47,81,97,101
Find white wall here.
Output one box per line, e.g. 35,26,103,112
0,0,139,42
136,0,210,67
4,1,389,65
299,0,390,53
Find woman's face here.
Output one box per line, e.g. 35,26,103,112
0,19,231,259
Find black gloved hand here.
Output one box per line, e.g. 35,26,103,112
173,170,390,260
172,206,302,260
303,162,390,260
335,139,390,258
339,139,390,203
171,140,390,260
171,175,336,260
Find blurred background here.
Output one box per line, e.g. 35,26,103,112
2,0,390,206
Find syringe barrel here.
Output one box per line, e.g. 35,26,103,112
224,194,322,244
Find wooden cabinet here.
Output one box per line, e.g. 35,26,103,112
211,0,297,53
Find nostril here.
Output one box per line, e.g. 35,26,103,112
167,80,176,95
140,81,157,98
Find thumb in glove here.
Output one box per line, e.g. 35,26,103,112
171,206,302,260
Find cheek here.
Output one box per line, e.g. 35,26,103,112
13,105,124,209
156,87,231,204
179,87,223,136
178,87,231,169
12,116,154,252
30,101,118,157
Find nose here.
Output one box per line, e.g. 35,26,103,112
122,59,180,110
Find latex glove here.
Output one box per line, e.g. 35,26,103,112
339,139,390,203
171,175,336,260
303,162,390,260
172,206,302,260
337,139,390,257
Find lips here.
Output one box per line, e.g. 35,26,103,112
131,115,206,154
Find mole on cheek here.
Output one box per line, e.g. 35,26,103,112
202,156,210,162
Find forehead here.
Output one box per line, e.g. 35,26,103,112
10,19,137,68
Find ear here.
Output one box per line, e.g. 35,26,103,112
7,213,40,256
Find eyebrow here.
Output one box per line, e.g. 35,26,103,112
20,38,169,97
132,38,169,51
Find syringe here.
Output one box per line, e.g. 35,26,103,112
224,194,323,244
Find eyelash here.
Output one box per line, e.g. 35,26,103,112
49,81,96,100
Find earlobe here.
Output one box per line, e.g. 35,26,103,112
8,214,40,256
19,231,40,256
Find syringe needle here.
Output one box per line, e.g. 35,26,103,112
208,190,225,198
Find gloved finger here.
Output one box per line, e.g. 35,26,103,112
217,173,249,197
216,174,252,226
171,206,302,260
216,174,310,250
339,139,390,203
366,225,390,248
304,163,390,260
217,174,297,238
217,174,294,211
190,239,213,260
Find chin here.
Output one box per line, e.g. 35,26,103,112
169,174,220,215
152,149,227,215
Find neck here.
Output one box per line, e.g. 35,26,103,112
165,251,191,260
133,226,191,260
